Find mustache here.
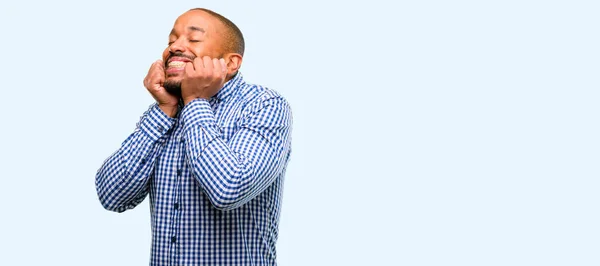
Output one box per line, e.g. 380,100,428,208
165,52,195,67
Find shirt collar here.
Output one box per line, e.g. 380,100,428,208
214,71,244,101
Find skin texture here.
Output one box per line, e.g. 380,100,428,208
143,9,243,117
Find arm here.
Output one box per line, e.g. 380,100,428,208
95,104,175,212
180,95,292,211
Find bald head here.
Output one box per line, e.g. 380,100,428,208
189,8,245,56
161,8,245,94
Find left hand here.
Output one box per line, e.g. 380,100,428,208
181,56,228,105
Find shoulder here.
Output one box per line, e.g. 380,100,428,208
237,81,291,113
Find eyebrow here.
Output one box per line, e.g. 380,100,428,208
169,26,206,36
188,26,205,33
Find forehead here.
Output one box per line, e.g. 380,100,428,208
171,10,216,35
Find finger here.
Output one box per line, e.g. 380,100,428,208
184,61,194,77
212,58,221,75
155,71,164,84
214,58,226,81
146,60,162,87
148,73,162,89
147,60,158,77
151,60,163,71
193,57,204,70
156,59,165,71
203,56,213,72
151,61,165,82
151,69,164,83
219,58,227,75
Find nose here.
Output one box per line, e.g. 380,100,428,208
169,38,185,54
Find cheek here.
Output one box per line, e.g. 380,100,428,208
190,44,212,58
162,49,170,61
189,48,201,58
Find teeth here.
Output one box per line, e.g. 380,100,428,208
168,61,186,68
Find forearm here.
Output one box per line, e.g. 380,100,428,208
181,98,292,211
95,104,175,212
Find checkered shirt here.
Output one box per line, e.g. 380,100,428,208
96,73,292,265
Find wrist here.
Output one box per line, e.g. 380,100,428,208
158,104,178,118
183,96,208,106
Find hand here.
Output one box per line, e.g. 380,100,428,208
181,56,227,105
143,60,179,117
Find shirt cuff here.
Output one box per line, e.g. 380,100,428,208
180,98,219,136
139,104,176,141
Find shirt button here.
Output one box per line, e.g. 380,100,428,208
180,136,185,143
171,236,177,243
177,169,182,176
141,158,147,164
174,203,179,210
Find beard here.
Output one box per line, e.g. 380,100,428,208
163,79,182,97
162,51,196,97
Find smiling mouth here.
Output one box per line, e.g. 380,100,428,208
167,61,186,68
165,54,194,74
165,59,190,75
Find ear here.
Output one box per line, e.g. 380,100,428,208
224,53,243,78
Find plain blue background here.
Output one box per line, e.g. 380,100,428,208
0,0,598,265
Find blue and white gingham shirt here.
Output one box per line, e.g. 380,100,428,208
96,73,292,266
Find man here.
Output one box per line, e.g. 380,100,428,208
96,8,292,266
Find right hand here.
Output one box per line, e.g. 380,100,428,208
143,60,179,117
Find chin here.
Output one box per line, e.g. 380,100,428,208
165,72,184,78
163,79,182,96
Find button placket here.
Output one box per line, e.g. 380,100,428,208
174,168,182,210
168,125,185,265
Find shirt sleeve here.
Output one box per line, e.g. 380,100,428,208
95,103,175,213
180,96,292,211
